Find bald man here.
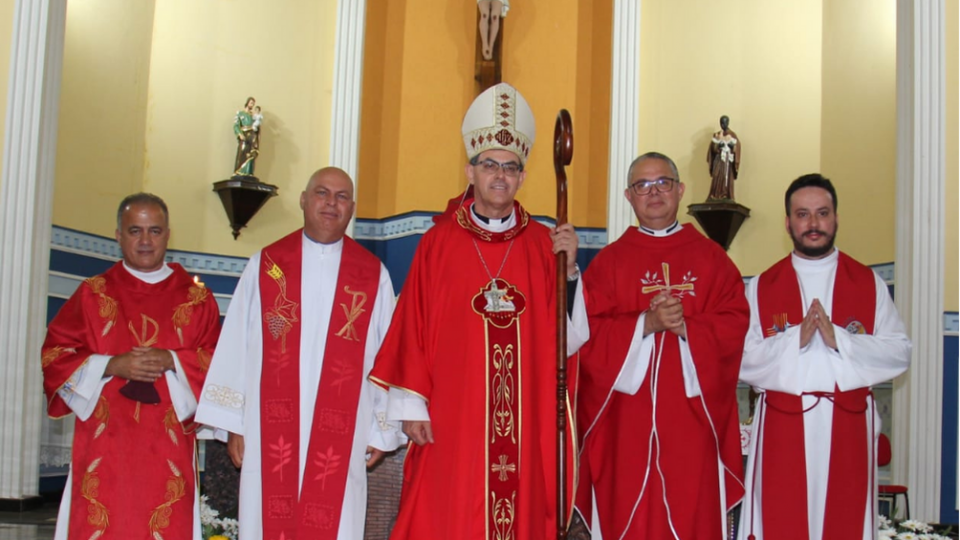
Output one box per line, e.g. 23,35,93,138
196,168,401,540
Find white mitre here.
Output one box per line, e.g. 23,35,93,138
461,82,536,166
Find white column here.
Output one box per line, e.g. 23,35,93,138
0,0,66,502
329,0,367,238
606,0,641,236
892,0,945,522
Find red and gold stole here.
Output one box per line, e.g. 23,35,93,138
756,252,876,540
457,202,530,540
258,230,381,540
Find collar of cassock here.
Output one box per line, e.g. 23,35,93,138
638,220,682,237
122,261,173,284
302,232,344,256
470,204,516,233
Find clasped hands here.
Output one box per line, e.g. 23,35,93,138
105,347,174,382
643,291,687,338
799,298,837,350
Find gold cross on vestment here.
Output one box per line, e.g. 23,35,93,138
641,262,695,296
491,454,516,482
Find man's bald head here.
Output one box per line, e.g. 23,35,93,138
300,167,356,244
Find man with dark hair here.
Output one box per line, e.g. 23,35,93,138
576,152,748,539
738,173,911,540
42,193,221,539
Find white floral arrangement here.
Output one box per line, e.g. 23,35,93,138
879,515,954,540
200,495,240,540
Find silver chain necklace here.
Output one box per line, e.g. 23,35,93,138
472,237,515,284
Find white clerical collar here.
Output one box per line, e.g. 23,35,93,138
122,261,173,284
638,221,682,237
302,232,344,255
470,204,516,233
791,247,839,272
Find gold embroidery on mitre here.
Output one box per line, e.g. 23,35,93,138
491,490,517,540
41,346,76,368
491,344,516,443
263,254,299,354
335,286,368,342
172,285,209,346
81,457,109,535
640,262,696,298
148,459,186,539
85,276,118,337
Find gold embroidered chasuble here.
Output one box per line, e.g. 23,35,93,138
41,262,220,539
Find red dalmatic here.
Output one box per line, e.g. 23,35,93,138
41,262,220,539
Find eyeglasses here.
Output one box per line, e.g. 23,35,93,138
477,158,522,177
628,177,677,195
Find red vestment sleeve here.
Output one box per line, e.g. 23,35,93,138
42,284,103,418
168,293,221,400
369,231,433,401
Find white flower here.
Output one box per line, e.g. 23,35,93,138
879,515,893,529
901,520,933,533
897,533,919,540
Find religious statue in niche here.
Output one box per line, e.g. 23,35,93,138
706,114,741,201
477,0,510,60
233,96,262,178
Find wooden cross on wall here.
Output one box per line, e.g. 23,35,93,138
474,4,504,92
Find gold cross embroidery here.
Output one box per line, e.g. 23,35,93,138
640,262,695,296
491,454,516,482
335,287,368,342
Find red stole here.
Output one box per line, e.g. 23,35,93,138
258,230,380,540
457,201,530,537
756,252,876,540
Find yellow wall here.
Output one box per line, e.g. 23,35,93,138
0,0,14,192
51,1,338,257
143,0,337,256
820,0,897,267
946,0,958,312
358,0,612,227
638,1,824,276
53,0,155,233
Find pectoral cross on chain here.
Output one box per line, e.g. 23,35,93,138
641,262,695,297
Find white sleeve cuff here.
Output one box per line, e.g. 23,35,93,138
164,351,198,422
386,387,430,422
612,313,654,395
58,355,112,421
677,327,702,398
566,281,590,355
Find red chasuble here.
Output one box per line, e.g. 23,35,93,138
258,230,381,540
576,227,747,540
41,262,220,540
370,200,577,540
754,253,876,540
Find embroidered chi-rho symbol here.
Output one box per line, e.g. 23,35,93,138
335,286,368,342
765,313,792,337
